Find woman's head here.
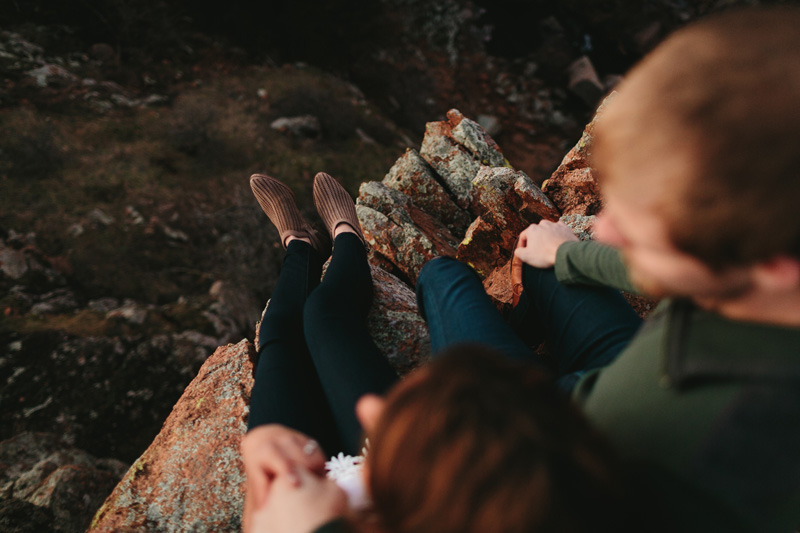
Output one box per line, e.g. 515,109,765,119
362,345,628,533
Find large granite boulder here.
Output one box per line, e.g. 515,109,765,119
456,215,510,278
457,166,561,276
382,148,471,236
419,109,506,212
357,204,442,284
482,257,515,312
367,266,431,375
89,340,255,532
560,213,597,241
470,166,560,230
357,182,458,283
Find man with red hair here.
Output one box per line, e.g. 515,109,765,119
417,7,800,530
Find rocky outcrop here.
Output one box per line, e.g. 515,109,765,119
366,266,431,375
419,109,506,212
90,263,432,530
383,149,471,235
482,257,515,311
91,104,655,531
88,109,513,530
457,166,560,277
89,340,255,532
470,167,560,228
457,215,513,277
560,213,597,241
357,182,458,283
542,93,615,215
361,109,555,286
0,432,127,533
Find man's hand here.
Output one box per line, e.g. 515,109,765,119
514,220,579,269
241,425,327,509
249,467,348,533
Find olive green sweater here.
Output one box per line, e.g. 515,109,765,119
557,240,800,532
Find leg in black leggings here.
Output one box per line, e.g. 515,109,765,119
303,233,399,456
247,240,342,455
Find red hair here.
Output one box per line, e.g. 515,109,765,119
359,345,630,533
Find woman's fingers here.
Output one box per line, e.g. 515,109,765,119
249,467,347,533
286,432,326,476
241,424,327,507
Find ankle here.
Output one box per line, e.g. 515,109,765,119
285,235,312,246
333,222,358,238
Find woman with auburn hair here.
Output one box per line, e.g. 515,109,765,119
242,172,630,533
355,346,629,533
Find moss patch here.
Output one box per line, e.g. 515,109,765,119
1,65,405,306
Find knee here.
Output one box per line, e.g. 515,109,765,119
417,256,464,287
260,306,303,339
416,256,476,318
417,256,453,300
303,282,357,332
418,256,479,290
303,286,330,330
258,312,305,359
520,262,559,293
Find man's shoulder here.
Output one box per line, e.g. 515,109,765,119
577,300,800,530
577,298,800,395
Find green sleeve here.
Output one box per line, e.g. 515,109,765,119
554,240,640,294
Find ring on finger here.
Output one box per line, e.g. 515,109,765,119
303,440,319,455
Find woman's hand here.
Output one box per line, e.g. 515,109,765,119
249,467,348,533
514,220,579,269
241,425,327,509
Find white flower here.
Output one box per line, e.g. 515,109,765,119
325,448,371,511
325,452,364,482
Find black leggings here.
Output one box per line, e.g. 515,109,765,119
247,233,398,456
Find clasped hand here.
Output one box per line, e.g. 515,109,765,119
514,220,578,269
241,424,347,533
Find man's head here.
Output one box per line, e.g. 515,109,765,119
592,7,800,301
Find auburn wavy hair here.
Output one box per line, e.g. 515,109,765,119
356,345,630,533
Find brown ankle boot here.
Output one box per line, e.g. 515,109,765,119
250,174,331,257
312,172,367,246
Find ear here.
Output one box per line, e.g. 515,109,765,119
751,255,800,290
356,394,385,438
592,210,626,248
